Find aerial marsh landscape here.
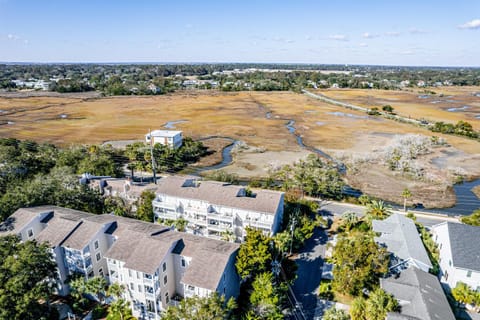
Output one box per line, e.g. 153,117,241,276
0,88,479,207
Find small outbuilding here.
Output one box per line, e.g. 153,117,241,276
145,130,183,148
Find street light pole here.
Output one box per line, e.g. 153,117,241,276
149,128,157,184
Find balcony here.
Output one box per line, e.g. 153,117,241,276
188,217,207,226
207,212,233,222
207,222,232,232
244,219,272,230
154,210,178,220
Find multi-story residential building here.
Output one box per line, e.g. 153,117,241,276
1,206,240,319
431,222,480,291
152,176,284,242
145,130,183,148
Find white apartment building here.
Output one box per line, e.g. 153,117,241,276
431,222,480,291
152,176,284,242
1,206,240,320
145,130,183,148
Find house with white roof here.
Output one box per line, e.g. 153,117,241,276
431,222,480,290
372,213,432,273
1,206,240,320
152,176,284,242
145,130,183,148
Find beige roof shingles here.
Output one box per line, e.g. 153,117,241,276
2,205,239,291
156,176,283,215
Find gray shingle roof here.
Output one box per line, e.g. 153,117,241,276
446,222,480,272
373,214,432,270
156,176,283,215
381,267,455,320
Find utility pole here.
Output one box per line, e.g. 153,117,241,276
149,128,157,184
289,216,296,255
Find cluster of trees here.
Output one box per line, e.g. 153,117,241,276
235,228,290,319
452,282,480,311
3,63,480,94
461,209,480,226
125,138,207,176
162,293,236,320
430,120,479,139
0,235,58,320
0,139,125,221
270,154,345,200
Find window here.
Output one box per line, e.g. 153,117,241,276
164,275,168,285
138,285,142,292
128,269,132,277
94,240,99,250
449,260,452,267
136,271,140,279
165,292,169,304
162,262,167,272
467,270,472,278
27,228,34,238
130,283,134,291
98,268,104,277
181,259,186,267
444,270,449,281
96,252,101,261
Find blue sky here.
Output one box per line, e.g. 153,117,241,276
0,0,479,66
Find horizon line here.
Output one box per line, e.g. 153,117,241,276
1,61,479,69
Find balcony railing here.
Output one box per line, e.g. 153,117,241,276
154,211,178,220
244,219,272,229
207,212,233,222
207,223,232,232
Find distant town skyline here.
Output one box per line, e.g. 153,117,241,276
1,0,479,66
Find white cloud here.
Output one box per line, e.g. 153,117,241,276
329,34,348,41
362,32,379,39
409,28,427,34
400,50,415,55
359,42,368,47
7,33,20,40
305,35,312,41
385,31,401,37
458,19,480,29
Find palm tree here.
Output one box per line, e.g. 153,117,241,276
341,211,358,231
402,188,412,212
366,200,392,220
85,276,107,303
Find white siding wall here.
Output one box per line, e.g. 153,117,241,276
153,193,278,242
433,223,480,290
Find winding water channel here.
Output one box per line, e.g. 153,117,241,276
193,109,479,216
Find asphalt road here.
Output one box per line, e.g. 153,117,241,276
291,227,327,320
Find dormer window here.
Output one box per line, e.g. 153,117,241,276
27,228,33,238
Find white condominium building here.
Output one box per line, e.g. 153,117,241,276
152,176,284,242
1,206,240,320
